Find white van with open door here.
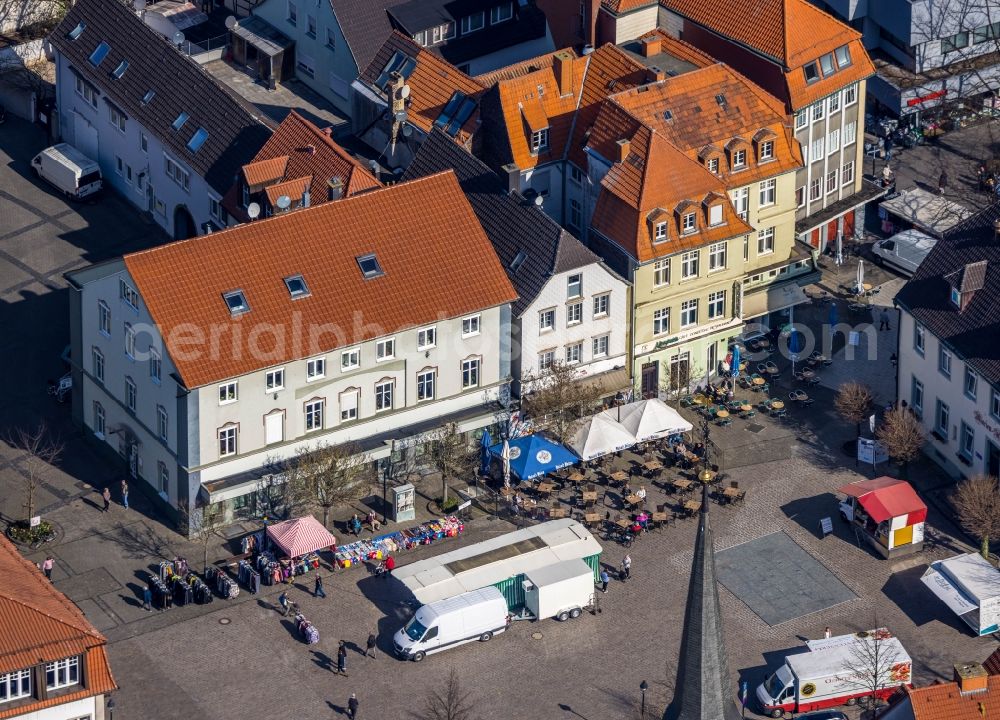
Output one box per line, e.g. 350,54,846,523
871,230,937,277
393,586,508,661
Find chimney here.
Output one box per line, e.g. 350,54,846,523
641,35,661,57
955,662,989,695
553,50,573,96
306,144,316,156
327,176,343,201
616,138,630,163
501,163,521,193
648,66,665,83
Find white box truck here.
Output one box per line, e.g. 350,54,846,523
31,143,102,199
393,586,509,662
522,558,596,621
756,629,912,717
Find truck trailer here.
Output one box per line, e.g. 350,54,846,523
756,630,912,717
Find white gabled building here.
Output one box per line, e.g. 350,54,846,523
66,172,517,527
49,0,271,240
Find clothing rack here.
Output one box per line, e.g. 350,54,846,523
334,516,463,568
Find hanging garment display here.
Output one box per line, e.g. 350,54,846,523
295,613,320,645
334,516,464,569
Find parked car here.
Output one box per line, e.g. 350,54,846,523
871,229,937,277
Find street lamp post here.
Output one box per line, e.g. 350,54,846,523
107,697,115,720
697,419,714,485
640,680,649,718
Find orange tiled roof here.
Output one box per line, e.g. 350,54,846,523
590,126,753,262
361,32,485,142
601,0,657,14
243,156,288,187
609,63,802,184
905,675,1000,720
124,172,518,389
660,0,874,109
474,48,559,85
264,176,313,207
0,537,115,719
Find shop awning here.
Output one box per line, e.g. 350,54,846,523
742,283,809,320
267,516,337,557
580,366,631,398
606,398,693,443
837,476,927,524
921,565,979,616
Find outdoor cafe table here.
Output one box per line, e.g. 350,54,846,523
643,460,663,472
752,377,766,386
672,477,693,492
581,490,598,504
536,482,555,497
651,511,669,524
549,507,568,519
683,500,702,515
615,518,631,531
584,512,601,524
625,494,643,508
691,394,707,405
740,403,753,412
610,470,629,484
715,409,730,419
771,400,785,411
566,472,586,484
723,487,743,503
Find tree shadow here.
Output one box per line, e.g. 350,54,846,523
93,521,174,562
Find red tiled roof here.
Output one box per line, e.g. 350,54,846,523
243,156,288,187
0,536,115,718
601,0,657,14
124,172,518,389
905,675,1000,720
264,176,312,206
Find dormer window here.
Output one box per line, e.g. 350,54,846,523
682,212,697,234
835,45,852,67
530,128,549,154
709,204,723,226
732,149,747,169
951,287,961,306
223,290,249,316
803,62,820,84
707,157,719,174
654,221,667,242
760,140,774,160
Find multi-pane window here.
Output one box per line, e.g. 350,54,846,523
94,401,106,437
842,162,855,186
680,299,698,327
565,343,582,365
567,273,582,299
460,11,485,34
732,149,747,168
462,358,480,388
45,657,79,690
844,84,857,105
342,348,360,370
795,111,808,129
939,347,952,378
759,178,776,206
375,381,394,411
730,187,749,220
417,326,437,350
681,250,699,279
992,389,1000,420
828,128,840,154
340,389,359,421
109,105,126,132
569,199,582,230
593,294,609,317
307,358,325,380
266,368,285,391
0,669,31,702
760,140,774,160
911,377,924,414
682,212,696,233
567,302,582,325
653,307,669,335
708,242,726,271
98,300,111,335
960,422,975,458
125,377,136,412
653,259,670,286
708,290,726,319
828,92,840,113
120,279,139,310
538,350,555,371
530,128,549,154
707,157,720,173
811,137,824,160
219,425,237,457
936,399,950,437
592,335,609,357
150,347,161,383
757,227,775,255
539,308,555,332
158,461,169,494
812,101,825,121
305,399,324,431
417,370,435,401
157,405,168,441
964,368,978,399
219,381,237,404
92,347,105,383
843,121,857,146
376,338,395,361
462,315,480,336
809,177,822,201
75,74,97,107
914,324,925,354
164,156,190,191
796,186,805,207
124,322,135,358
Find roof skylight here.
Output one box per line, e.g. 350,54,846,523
223,290,249,315
357,254,384,279
434,91,477,137
376,51,417,90
141,89,156,105
111,60,128,79
172,112,189,131
67,22,86,40
89,41,111,67
510,250,527,273
187,127,209,152
284,274,310,298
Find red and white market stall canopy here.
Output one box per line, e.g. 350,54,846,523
837,477,927,524
267,516,337,557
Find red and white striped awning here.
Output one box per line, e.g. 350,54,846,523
266,516,337,557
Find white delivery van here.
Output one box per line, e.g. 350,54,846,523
31,143,103,199
871,230,937,277
756,629,911,717
393,586,508,662
522,558,596,621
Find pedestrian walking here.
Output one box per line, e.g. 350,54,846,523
337,641,348,677
42,556,54,580
600,569,610,593
621,554,632,581
879,308,891,331
278,590,289,616
120,479,129,510
366,632,377,658
314,573,326,598
824,626,832,639
383,555,395,577
347,692,359,719
938,171,948,195
101,487,111,512
143,586,152,611
883,135,893,163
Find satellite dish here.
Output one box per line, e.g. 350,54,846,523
134,0,146,10
247,202,260,220
401,124,413,138
534,195,544,206
398,84,410,100
394,111,407,123
172,31,185,46
369,159,379,172
224,15,238,29
276,195,291,210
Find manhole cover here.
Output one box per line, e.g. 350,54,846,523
531,632,543,640
219,618,231,625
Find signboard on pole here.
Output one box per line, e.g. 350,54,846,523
29,516,40,527
857,438,889,465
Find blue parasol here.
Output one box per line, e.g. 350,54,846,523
479,429,492,476
730,344,741,379
828,301,839,326
488,434,578,481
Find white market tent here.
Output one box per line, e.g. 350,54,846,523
607,398,693,442
569,412,635,461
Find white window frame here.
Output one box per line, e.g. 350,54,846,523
149,347,161,383
530,128,549,154
93,346,105,382
158,461,169,494
842,161,855,186
593,293,609,318
341,347,360,371
760,140,774,160
809,177,822,201
375,380,394,411
654,221,667,242
45,658,79,691
757,227,775,255
266,368,285,392
730,186,749,220
812,101,825,121
991,388,1000,420
592,335,609,358
417,370,436,401
125,376,137,411
340,388,359,421
567,301,583,326
417,326,437,350
843,120,857,147
567,273,582,299
653,259,670,287
376,338,395,362
680,299,698,328
653,307,669,335
164,155,190,192
708,290,725,319
795,111,808,129
844,84,858,105
811,137,824,160
0,669,31,702
219,381,238,404
565,342,582,365
707,157,720,174
462,357,480,388
708,242,726,271
826,170,838,194
75,74,97,107
538,350,555,371
305,398,324,431
109,104,126,133
709,203,723,226
911,376,924,414
732,148,747,168
157,405,168,441
120,279,139,310
914,324,925,355
759,178,776,207
94,401,106,438
960,421,975,458
939,347,952,378
539,308,556,333
964,368,978,399
306,357,326,381
681,250,699,279
828,128,840,154
219,425,238,457
828,92,840,113
98,300,111,336
462,314,481,337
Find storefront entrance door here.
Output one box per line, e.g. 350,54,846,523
640,362,658,399
988,439,1000,477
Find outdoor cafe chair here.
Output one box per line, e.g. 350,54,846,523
756,363,768,375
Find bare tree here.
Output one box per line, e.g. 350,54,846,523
415,670,477,720
7,423,63,523
952,474,1000,559
835,381,874,441
875,406,926,477
521,361,603,444
177,501,225,573
0,0,69,37
427,423,477,506
836,628,909,712
286,442,372,528
659,359,705,409
0,40,54,101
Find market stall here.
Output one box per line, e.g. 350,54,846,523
258,516,337,586
570,413,635,461
487,434,578,481
334,516,464,569
837,477,927,559
608,398,693,443
921,552,1000,636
